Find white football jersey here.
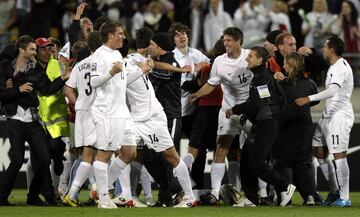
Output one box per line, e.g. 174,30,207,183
91,45,130,118
66,55,96,111
173,47,210,116
323,58,354,118
207,48,253,110
126,53,163,121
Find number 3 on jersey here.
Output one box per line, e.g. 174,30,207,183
84,72,92,96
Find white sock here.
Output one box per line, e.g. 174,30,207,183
68,162,91,200
258,178,268,198
50,160,60,194
228,161,241,191
26,160,34,192
312,157,318,186
118,164,132,200
108,158,127,188
318,157,339,194
182,153,195,169
93,160,110,202
173,159,195,200
59,150,74,188
88,167,97,191
140,166,152,198
334,158,350,200
211,163,225,199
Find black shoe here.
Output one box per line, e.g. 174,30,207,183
46,197,58,206
0,198,14,206
259,196,273,206
27,195,47,206
313,192,324,205
81,197,97,206
150,201,172,207
200,193,219,206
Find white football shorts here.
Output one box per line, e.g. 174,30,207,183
312,113,354,154
134,111,174,152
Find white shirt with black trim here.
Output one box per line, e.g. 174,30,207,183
207,48,253,111
66,55,96,111
323,57,354,118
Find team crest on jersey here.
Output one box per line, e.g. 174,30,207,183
91,63,97,71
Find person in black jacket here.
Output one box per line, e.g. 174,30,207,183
0,35,70,206
272,52,320,205
226,46,295,207
142,32,182,207
270,32,329,85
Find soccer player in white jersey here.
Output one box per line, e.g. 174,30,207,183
189,27,253,202
125,27,197,208
89,21,151,209
62,31,103,207
296,36,354,207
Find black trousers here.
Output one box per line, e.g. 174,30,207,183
47,133,66,175
274,159,316,200
240,118,289,205
188,106,220,188
0,119,51,200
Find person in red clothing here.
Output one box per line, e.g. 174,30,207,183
181,38,225,189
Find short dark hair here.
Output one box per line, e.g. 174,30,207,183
100,21,123,43
213,36,226,57
15,35,34,51
326,36,344,56
71,40,88,58
94,16,110,31
223,27,244,45
168,22,191,43
275,32,294,46
136,27,154,49
251,46,268,65
48,37,61,48
87,31,102,52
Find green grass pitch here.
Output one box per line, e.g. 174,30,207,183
1,190,359,217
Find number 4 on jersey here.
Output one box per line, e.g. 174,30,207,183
148,134,159,143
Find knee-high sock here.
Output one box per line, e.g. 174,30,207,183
228,161,241,191
59,150,75,191
211,163,225,199
130,161,142,197
173,159,195,200
118,164,132,200
93,160,110,202
68,158,81,190
312,157,318,186
50,160,60,194
108,158,127,189
140,165,153,199
334,158,350,200
182,153,195,169
88,166,97,192
318,157,339,194
258,178,268,198
26,160,34,192
68,162,91,200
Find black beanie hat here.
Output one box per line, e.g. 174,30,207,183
152,32,173,51
266,30,283,45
